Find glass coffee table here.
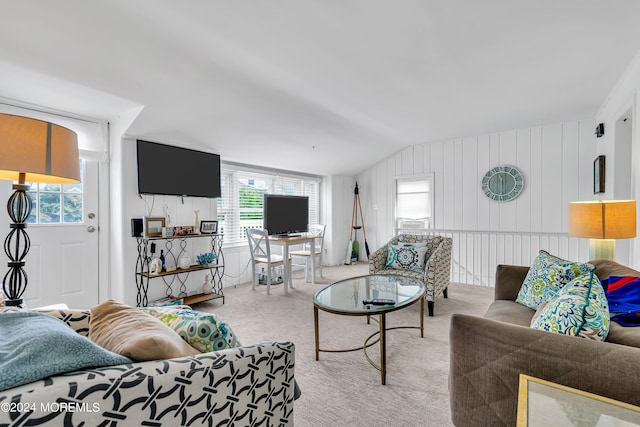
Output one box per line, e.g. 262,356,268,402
313,274,425,385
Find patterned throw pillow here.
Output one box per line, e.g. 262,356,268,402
531,271,610,341
141,307,240,352
385,243,429,273
516,250,594,310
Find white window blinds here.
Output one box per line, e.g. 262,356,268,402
395,176,433,229
218,165,320,244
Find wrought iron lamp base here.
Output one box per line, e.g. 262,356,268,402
3,180,32,307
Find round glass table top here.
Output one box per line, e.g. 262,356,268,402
313,274,425,314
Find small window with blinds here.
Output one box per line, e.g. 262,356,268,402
395,175,433,231
217,165,320,244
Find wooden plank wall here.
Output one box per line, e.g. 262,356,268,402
355,119,597,264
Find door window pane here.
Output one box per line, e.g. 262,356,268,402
39,193,61,224
41,183,61,192
19,160,84,225
63,194,83,223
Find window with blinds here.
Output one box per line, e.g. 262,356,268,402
217,166,320,244
395,175,433,230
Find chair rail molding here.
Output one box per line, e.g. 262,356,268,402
395,228,587,287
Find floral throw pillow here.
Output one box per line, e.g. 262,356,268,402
531,271,610,341
140,307,240,352
516,250,594,310
385,243,429,273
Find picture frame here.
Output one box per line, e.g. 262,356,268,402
144,217,165,237
594,155,605,194
161,226,174,238
200,220,218,234
172,225,195,236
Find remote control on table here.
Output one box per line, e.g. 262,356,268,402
362,299,396,306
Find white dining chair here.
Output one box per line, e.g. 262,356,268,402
247,228,285,295
290,224,325,282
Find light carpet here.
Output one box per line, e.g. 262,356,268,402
197,263,494,427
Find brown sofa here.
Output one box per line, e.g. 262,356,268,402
449,258,640,427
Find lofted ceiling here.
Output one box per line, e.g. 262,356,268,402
1,1,640,176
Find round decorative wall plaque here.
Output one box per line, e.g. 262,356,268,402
481,165,524,202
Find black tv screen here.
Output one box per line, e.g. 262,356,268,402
137,140,221,198
263,194,309,236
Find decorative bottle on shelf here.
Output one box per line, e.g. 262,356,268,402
202,274,213,294
194,210,200,234
160,250,166,272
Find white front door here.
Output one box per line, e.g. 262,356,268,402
23,159,99,308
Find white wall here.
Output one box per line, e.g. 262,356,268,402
355,119,599,265
101,45,640,300
322,175,357,266
110,137,221,306
597,50,640,268
105,146,363,306
109,149,356,306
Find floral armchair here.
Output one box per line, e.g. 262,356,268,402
369,234,453,316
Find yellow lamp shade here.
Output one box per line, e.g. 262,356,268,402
0,114,80,184
568,200,636,239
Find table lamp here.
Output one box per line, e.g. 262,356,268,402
568,200,636,261
0,114,80,307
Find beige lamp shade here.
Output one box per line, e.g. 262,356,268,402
568,200,636,239
0,114,80,184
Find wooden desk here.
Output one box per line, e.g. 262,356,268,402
269,234,318,293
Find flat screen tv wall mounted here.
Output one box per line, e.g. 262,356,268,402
263,194,309,236
136,139,221,198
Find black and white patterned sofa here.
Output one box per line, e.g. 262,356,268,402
369,233,453,316
0,308,296,426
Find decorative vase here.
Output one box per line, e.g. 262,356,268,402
194,210,200,234
149,258,162,274
178,252,191,269
202,274,213,294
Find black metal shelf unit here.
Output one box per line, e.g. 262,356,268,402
135,234,225,307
